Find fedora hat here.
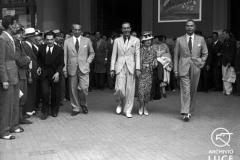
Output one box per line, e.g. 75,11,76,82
141,31,154,42
24,27,39,37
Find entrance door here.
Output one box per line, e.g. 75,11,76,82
93,0,142,36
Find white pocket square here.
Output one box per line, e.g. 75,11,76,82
84,45,87,48
197,44,201,47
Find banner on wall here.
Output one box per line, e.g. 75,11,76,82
158,0,202,23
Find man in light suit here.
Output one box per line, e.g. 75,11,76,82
0,15,24,140
63,24,95,116
174,20,208,122
110,22,141,118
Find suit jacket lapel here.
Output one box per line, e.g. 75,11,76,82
192,35,199,54
2,32,15,52
119,36,126,53
126,36,133,51
79,36,84,53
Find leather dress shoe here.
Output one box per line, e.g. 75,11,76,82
82,106,88,114
40,113,48,120
1,134,15,140
71,111,80,116
182,114,191,122
10,127,24,133
51,110,58,117
51,112,58,117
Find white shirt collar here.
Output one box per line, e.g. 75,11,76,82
46,45,54,53
186,34,195,42
73,36,81,44
3,31,14,42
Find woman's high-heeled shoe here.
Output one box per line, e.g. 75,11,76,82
138,107,143,115
143,107,149,116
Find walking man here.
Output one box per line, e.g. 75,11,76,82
174,20,208,122
38,31,64,120
63,24,95,116
110,22,141,118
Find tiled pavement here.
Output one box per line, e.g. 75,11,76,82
0,90,240,160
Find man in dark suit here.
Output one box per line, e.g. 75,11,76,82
22,28,40,116
38,31,64,120
14,25,32,124
0,15,24,140
221,29,236,95
93,31,108,90
211,32,223,91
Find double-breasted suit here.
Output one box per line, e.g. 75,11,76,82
0,31,20,137
110,36,140,114
174,34,208,114
63,36,95,112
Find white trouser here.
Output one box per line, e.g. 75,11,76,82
114,64,135,114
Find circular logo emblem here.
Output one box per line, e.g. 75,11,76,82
211,128,233,148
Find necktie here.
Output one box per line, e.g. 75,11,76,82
124,36,129,43
75,38,79,52
47,47,51,55
188,36,192,53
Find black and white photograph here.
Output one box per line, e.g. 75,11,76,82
0,0,240,160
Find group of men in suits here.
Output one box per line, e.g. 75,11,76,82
0,15,66,140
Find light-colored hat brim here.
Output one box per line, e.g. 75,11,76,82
141,36,154,41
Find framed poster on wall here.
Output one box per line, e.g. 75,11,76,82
158,0,202,23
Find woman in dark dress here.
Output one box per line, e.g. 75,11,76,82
137,32,157,116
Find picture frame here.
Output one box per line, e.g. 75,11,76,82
158,0,202,23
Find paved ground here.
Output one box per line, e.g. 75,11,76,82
0,89,240,160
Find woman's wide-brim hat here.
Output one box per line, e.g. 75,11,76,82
141,31,154,42
24,27,40,38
